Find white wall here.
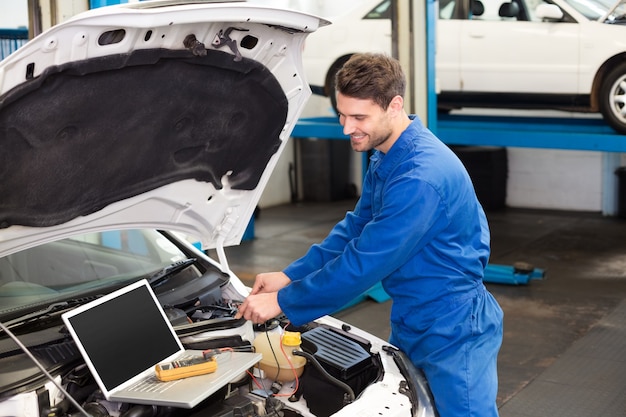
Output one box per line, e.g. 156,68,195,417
258,140,296,207
506,148,603,211
0,1,28,28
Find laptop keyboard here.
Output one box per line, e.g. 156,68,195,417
127,353,199,393
128,374,181,393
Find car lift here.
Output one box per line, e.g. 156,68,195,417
293,114,626,153
292,112,626,292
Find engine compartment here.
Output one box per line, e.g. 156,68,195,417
0,301,382,417
0,231,416,417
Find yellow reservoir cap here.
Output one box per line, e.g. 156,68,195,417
281,331,302,346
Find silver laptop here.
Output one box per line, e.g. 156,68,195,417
61,279,261,408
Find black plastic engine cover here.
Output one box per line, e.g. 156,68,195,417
301,326,372,380
300,326,379,417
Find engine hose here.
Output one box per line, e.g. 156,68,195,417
292,350,355,402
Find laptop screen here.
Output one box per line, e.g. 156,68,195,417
64,280,182,391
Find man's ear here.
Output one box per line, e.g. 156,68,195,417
388,95,404,114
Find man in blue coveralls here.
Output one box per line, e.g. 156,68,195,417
236,53,504,417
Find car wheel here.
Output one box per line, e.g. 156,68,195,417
599,62,626,134
326,55,352,115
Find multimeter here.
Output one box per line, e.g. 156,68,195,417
155,355,218,382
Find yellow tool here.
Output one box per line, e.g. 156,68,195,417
155,355,218,382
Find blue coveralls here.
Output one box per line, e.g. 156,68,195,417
278,117,504,417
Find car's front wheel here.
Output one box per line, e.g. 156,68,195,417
599,62,626,134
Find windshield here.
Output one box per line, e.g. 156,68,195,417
0,229,191,318
562,0,626,20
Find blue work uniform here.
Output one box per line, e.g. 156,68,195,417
278,117,503,417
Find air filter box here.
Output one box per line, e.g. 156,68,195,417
300,326,379,417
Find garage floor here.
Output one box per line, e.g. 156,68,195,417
219,199,626,417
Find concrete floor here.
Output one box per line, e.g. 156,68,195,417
219,199,626,416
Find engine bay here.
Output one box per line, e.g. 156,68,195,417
0,230,427,417
0,295,383,417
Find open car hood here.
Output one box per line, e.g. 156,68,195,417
0,0,327,258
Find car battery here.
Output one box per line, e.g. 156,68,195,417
300,326,379,417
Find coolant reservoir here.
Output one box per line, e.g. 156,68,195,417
253,331,307,382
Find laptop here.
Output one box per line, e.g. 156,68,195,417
61,279,261,408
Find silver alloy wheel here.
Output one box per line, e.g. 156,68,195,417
608,74,626,125
599,62,626,134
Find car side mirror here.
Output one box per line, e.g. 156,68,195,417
535,3,564,21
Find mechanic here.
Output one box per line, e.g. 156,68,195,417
236,53,504,417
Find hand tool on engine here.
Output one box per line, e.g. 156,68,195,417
155,355,218,382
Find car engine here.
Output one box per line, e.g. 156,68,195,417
0,302,383,417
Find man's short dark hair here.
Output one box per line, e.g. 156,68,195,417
335,53,406,110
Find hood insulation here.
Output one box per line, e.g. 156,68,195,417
0,48,287,229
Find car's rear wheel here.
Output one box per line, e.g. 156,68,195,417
326,55,352,115
599,62,626,134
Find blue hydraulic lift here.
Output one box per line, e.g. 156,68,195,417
293,114,626,153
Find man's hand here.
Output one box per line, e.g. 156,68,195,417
235,271,291,323
235,292,282,324
250,271,291,295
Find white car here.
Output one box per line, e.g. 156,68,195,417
299,0,626,134
0,1,436,417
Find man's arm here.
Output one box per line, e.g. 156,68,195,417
284,174,373,281
278,177,449,326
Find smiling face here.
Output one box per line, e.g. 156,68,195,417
336,92,407,154
334,53,413,154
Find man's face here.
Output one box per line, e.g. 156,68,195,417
336,92,394,153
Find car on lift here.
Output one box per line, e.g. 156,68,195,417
0,1,437,417
299,0,626,134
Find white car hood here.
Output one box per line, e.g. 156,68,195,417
0,0,327,258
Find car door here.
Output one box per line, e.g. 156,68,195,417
437,0,463,91
457,0,581,94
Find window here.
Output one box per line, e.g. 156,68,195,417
365,0,392,19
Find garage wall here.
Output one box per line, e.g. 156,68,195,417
506,148,603,211
258,140,295,208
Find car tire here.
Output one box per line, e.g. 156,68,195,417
326,55,353,115
599,62,626,134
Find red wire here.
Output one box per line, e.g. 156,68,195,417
273,324,301,397
246,369,265,390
